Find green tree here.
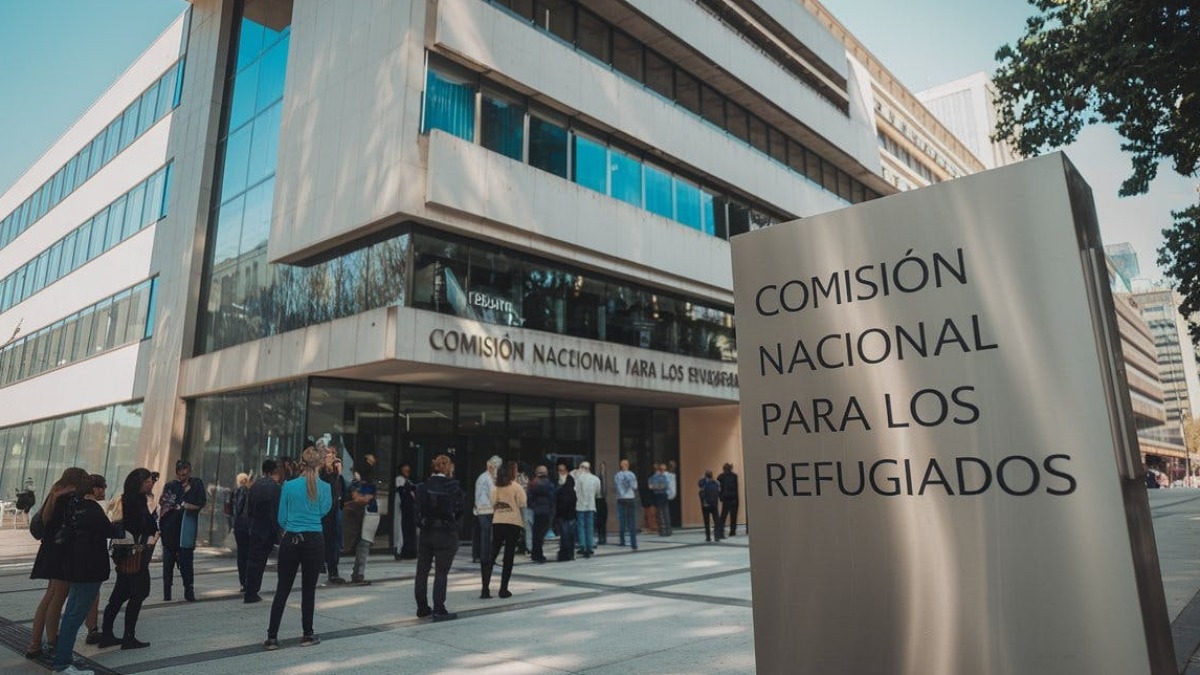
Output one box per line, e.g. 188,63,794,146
1158,205,1200,343
993,0,1198,196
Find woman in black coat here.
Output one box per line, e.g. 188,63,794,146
26,467,88,659
99,469,159,649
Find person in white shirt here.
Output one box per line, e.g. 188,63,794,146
613,459,638,550
573,462,601,558
472,456,502,565
665,461,679,529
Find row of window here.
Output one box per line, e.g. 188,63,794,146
0,278,157,390
0,401,143,512
0,61,183,252
482,0,878,205
878,131,936,184
874,99,965,179
425,63,781,240
0,164,171,314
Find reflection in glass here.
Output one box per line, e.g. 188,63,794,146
481,94,524,161
609,148,643,208
573,135,607,194
529,116,568,178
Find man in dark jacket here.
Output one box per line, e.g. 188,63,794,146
54,477,121,671
554,462,577,562
527,466,555,563
243,459,282,603
699,470,722,542
717,463,740,537
415,454,463,620
158,460,206,602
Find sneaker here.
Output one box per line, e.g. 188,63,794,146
300,634,321,647
85,628,102,645
416,606,432,618
350,576,371,586
97,633,122,649
244,594,263,603
121,637,150,650
263,638,280,651
431,609,458,622
59,666,94,675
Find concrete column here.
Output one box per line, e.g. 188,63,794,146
594,403,620,535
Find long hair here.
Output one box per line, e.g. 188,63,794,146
121,468,153,520
495,461,517,488
40,467,88,523
301,447,321,502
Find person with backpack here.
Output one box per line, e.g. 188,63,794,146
158,460,206,602
26,467,89,660
698,470,723,542
264,447,332,650
717,463,740,537
231,472,251,592
244,459,283,604
414,454,464,620
98,469,158,650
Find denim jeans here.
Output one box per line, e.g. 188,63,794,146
617,499,638,549
472,514,494,565
522,507,534,551
555,517,576,561
576,511,595,553
653,494,671,535
53,581,102,670
268,531,323,639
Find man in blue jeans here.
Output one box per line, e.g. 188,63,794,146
614,459,638,550
573,462,600,558
649,464,671,536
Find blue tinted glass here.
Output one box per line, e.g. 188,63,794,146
159,163,172,218
172,60,185,107
47,245,61,285
239,178,273,254
103,119,122,164
143,168,165,225
529,116,567,178
481,95,524,161
644,164,673,219
59,232,76,277
256,36,288,113
63,157,78,195
34,253,48,290
221,124,252,198
247,102,280,187
573,135,607,194
609,149,642,207
119,103,140,148
237,19,265,72
228,60,259,132
674,178,701,229
156,65,176,118
106,197,126,248
423,69,475,141
145,278,157,339
75,221,93,266
89,132,106,175
138,83,160,133
213,195,245,267
123,183,146,238
700,190,715,235
89,212,108,259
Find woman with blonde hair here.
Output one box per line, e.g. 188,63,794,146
264,447,331,651
231,472,252,592
26,467,89,659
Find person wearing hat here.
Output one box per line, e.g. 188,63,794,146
573,462,601,558
158,460,206,602
526,466,555,563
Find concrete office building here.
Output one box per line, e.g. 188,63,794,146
917,72,1022,171
1,0,1003,546
1133,288,1200,450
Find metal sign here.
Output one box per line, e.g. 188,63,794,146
731,153,1173,674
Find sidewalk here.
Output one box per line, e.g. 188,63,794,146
0,490,1197,674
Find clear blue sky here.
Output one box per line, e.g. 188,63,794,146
0,0,1192,278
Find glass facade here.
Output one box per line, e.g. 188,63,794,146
481,0,877,205
423,56,785,239
0,278,157,388
0,401,143,511
0,164,171,313
0,61,184,251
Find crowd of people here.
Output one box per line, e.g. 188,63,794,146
24,448,741,672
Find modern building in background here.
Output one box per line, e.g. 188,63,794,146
917,71,1022,171
0,0,1013,548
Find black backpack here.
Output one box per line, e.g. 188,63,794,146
420,478,462,529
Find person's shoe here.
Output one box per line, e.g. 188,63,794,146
480,590,492,599
184,588,197,602
239,586,245,593
84,628,102,645
706,537,712,542
59,666,94,675
416,605,433,618
43,642,55,656
431,609,458,622
498,589,512,599
121,637,150,650
350,576,371,585
263,638,279,651
163,590,172,601
300,634,321,647
244,594,263,603
23,644,41,659
328,576,347,585
97,633,122,649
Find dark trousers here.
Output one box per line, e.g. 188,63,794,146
555,517,576,561
268,531,323,639
244,533,276,598
719,499,739,535
102,566,150,639
415,529,458,612
595,498,608,544
321,515,340,579
162,545,195,596
472,514,493,564
702,503,723,541
653,494,671,535
531,513,550,562
399,506,417,557
234,529,250,588
483,523,522,593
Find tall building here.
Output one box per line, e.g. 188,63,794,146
0,0,998,547
917,72,1021,171
1133,288,1200,452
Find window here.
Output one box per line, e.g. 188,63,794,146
644,49,672,99
106,197,127,249
727,103,749,142
89,211,109,259
119,102,140,149
676,71,700,114
576,9,610,63
481,91,525,161
644,163,673,219
608,147,643,207
528,115,568,178
674,178,701,230
700,85,724,128
496,0,534,20
123,183,146,239
423,67,475,141
572,133,608,194
540,0,574,42
749,115,769,155
612,30,643,81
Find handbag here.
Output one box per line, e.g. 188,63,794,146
110,542,151,575
360,511,381,545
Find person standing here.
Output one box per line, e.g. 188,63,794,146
52,474,121,674
666,461,680,530
717,463,740,537
393,464,417,560
472,456,502,565
159,460,206,602
231,473,251,592
554,462,577,562
346,477,378,585
527,466,555,563
698,470,723,542
244,459,282,603
27,468,89,659
649,464,671,536
319,446,347,585
613,459,638,551
482,462,526,599
264,447,331,651
573,462,600,558
594,462,608,546
99,469,158,649
414,454,464,620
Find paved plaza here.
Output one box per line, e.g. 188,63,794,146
0,489,1199,674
